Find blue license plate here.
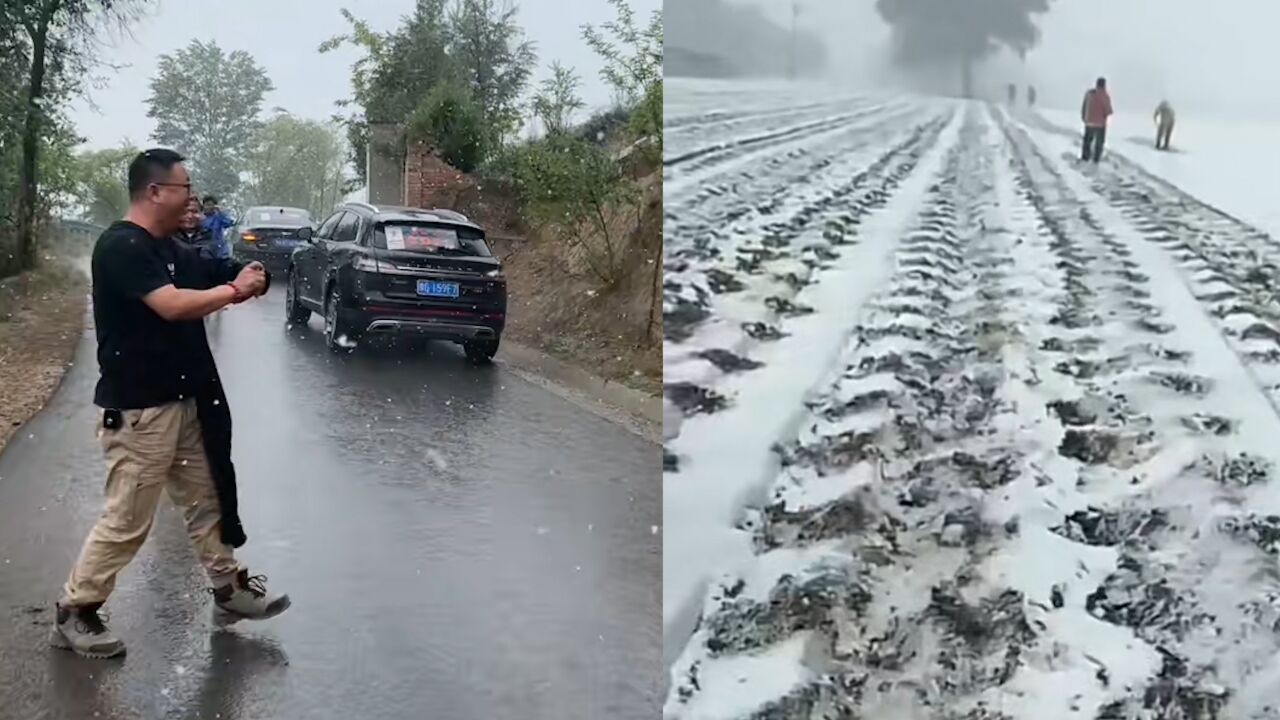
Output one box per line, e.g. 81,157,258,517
417,280,459,298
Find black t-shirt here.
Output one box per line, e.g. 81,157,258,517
92,221,239,409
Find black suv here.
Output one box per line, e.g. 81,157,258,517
285,203,507,362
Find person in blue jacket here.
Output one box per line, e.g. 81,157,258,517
201,195,235,259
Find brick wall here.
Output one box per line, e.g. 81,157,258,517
402,141,474,210
398,139,525,240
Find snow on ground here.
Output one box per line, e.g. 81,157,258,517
664,80,1280,720
1038,108,1280,237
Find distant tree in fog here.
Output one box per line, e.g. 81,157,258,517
147,41,273,200
242,114,347,218
68,145,138,227
666,0,827,80
876,0,1051,97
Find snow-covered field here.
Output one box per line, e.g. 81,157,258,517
664,79,1280,719
1038,107,1280,238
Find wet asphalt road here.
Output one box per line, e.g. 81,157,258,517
0,286,660,720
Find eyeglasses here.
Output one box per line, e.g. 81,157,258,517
151,182,191,189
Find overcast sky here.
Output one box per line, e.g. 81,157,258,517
742,0,1280,120
69,0,659,151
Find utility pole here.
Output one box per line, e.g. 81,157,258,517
788,1,800,80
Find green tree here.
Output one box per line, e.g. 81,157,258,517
0,4,29,266
508,59,642,287
405,81,487,172
3,0,146,275
531,62,584,137
446,0,536,146
146,40,273,199
66,145,136,226
241,114,347,218
322,0,537,183
321,1,458,187
582,0,663,152
512,134,634,285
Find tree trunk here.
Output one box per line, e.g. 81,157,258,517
17,12,51,272
646,234,661,342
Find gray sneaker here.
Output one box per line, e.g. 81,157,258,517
211,570,291,626
49,602,126,659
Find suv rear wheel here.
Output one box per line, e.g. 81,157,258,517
324,285,358,352
285,269,311,327
464,337,499,365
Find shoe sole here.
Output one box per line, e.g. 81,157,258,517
213,595,292,627
48,627,126,659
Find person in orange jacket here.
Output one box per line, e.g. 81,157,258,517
1080,77,1113,162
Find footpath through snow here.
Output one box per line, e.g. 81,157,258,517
664,83,1280,720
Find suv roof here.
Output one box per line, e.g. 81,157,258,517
338,202,480,230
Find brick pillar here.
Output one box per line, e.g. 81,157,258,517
404,141,427,206
367,124,404,205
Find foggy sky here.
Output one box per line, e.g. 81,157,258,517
741,0,1280,120
69,0,659,152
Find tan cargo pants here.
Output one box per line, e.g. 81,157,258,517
62,399,241,606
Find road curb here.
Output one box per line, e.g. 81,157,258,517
495,340,661,444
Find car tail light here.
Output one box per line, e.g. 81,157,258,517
241,231,257,243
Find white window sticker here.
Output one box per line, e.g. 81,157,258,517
385,226,405,250
258,212,272,221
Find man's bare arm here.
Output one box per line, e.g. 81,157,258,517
142,283,240,322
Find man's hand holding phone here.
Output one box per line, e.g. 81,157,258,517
232,263,268,302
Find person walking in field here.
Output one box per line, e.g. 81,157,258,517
51,149,288,659
1154,99,1176,151
1080,77,1113,163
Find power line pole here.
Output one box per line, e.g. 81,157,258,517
789,1,800,80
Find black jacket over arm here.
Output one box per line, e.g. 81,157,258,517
176,239,272,548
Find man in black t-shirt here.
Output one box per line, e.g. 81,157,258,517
51,149,290,659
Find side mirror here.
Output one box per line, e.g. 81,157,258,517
297,226,314,242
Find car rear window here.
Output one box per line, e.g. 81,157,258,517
372,223,492,257
247,208,312,226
